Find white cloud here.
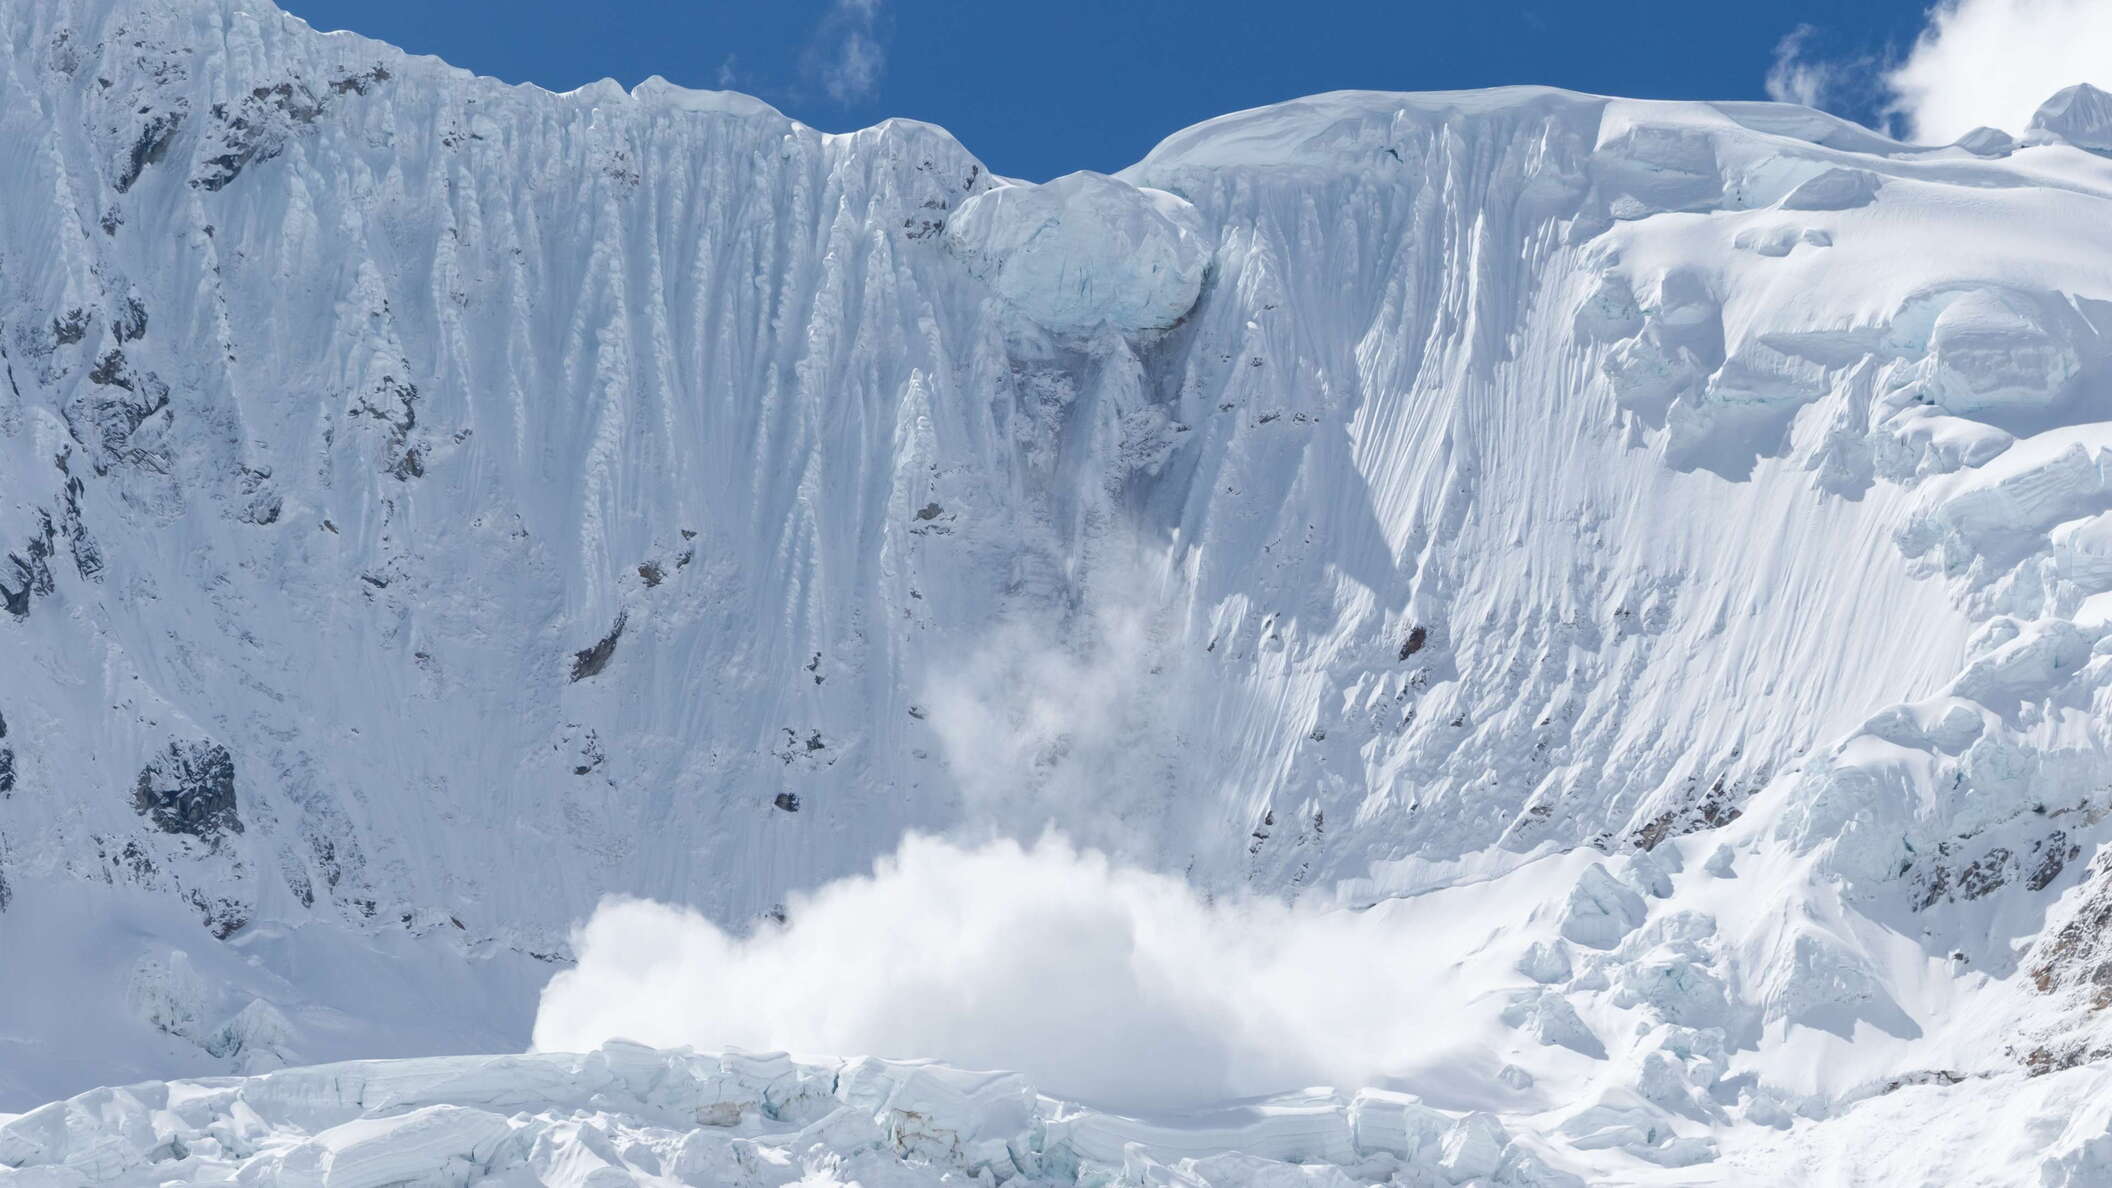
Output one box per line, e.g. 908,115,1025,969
533,833,1473,1112
1765,25,1839,109
807,0,889,106
1885,0,2112,142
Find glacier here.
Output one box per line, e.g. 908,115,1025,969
6,0,2112,1181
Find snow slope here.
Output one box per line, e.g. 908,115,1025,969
6,0,2112,1178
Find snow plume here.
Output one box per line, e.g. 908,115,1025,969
1886,0,2112,141
806,0,888,105
533,833,1444,1111
919,569,1201,850
925,613,1144,833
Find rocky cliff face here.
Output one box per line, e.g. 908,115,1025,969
6,2,2112,1171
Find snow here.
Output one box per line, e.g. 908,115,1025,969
0,1044,1602,1187
533,833,1566,1115
4,0,2112,1182
2030,83,2112,153
3,1041,2107,1186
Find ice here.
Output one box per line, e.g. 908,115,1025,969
244,1104,511,1188
944,171,1209,337
1559,865,1647,951
1612,950,1732,1030
1778,166,1881,210
0,1047,1550,1187
2030,83,2112,152
1703,845,1737,878
1435,1112,1506,1182
1921,289,2082,414
1508,989,1606,1057
1954,125,2018,156
1516,941,1573,985
2052,511,2112,589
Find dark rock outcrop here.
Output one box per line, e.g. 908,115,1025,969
569,612,626,681
133,741,242,842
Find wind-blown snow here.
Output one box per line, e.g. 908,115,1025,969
6,0,2112,1181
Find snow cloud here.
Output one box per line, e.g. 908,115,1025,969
1885,0,2112,142
533,833,1448,1112
806,0,889,105
922,610,1152,836
914,560,1209,852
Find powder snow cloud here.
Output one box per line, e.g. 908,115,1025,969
532,833,1463,1112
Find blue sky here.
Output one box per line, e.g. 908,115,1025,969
279,1,1940,180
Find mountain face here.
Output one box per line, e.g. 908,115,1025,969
6,0,2112,1180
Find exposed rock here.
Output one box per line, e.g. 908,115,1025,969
111,296,148,343
194,80,326,191
2030,857,2112,1009
1630,775,1746,850
3,512,58,618
569,613,627,681
132,740,241,842
115,110,184,193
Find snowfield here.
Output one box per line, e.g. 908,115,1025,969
7,0,2112,1182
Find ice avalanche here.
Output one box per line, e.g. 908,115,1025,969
6,0,2112,1183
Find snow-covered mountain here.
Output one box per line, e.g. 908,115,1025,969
6,0,2112,1180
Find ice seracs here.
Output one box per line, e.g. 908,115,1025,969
944,170,1210,338
1919,288,2082,415
0,1044,1594,1188
2029,82,2112,153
